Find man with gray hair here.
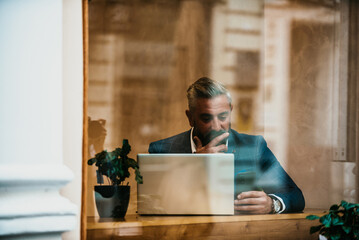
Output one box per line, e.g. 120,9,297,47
149,77,305,214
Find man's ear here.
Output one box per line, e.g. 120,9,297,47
185,110,194,127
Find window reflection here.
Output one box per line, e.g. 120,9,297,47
87,0,356,219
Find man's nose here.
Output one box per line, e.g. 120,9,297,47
211,118,221,131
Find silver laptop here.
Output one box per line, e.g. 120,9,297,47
137,154,234,215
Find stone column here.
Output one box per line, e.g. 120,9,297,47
0,0,77,239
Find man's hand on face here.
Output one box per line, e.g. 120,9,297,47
193,132,229,153
234,191,273,214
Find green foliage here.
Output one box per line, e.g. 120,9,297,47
87,139,143,185
306,200,359,240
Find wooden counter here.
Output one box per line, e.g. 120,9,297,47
87,210,324,240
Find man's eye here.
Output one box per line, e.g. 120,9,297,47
201,116,212,122
218,115,228,121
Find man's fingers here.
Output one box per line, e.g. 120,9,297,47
234,197,267,206
234,191,273,214
234,206,268,214
234,199,270,214
194,131,229,153
195,135,227,153
212,144,228,153
237,191,266,199
234,204,263,212
208,132,229,147
193,136,202,149
196,144,227,153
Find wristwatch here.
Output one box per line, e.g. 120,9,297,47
269,196,282,214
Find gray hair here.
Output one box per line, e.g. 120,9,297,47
186,77,232,112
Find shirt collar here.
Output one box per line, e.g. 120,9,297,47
190,128,196,153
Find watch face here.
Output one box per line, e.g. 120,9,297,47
273,199,281,213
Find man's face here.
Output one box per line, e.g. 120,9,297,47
186,95,232,144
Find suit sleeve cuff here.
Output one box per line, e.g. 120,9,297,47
268,194,286,213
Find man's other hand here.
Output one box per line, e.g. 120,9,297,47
234,191,273,214
193,132,229,153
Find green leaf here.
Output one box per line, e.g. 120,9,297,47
307,215,320,220
105,152,113,163
332,215,344,226
114,147,122,156
109,152,117,161
341,201,357,210
320,214,332,227
121,139,131,157
353,226,359,237
119,167,124,178
342,225,352,234
95,150,108,160
309,225,323,234
330,204,340,211
87,158,97,165
135,168,143,184
127,158,139,169
87,139,142,186
330,234,341,240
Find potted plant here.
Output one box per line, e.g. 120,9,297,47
88,139,143,218
306,200,359,240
